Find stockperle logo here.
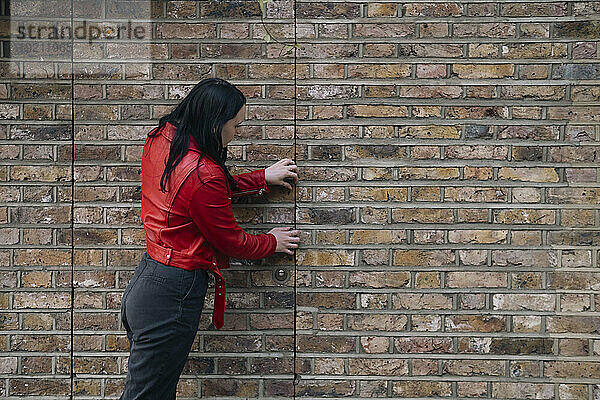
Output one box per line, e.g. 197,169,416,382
15,20,149,44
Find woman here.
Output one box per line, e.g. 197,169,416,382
120,78,300,399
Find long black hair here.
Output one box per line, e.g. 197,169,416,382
146,77,244,193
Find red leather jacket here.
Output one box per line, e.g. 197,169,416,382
141,121,277,329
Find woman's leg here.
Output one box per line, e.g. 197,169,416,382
120,253,151,397
119,254,208,400
156,268,209,399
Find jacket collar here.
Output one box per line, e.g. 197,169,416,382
162,121,217,164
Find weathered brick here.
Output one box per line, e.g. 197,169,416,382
296,335,355,353
297,44,359,58
558,384,588,400
547,317,600,334
11,335,70,352
394,337,452,353
349,187,407,201
559,338,589,356
364,44,396,58
459,294,486,310
393,381,452,396
250,313,292,330
455,23,515,38
512,272,542,289
351,230,406,244
392,208,453,223
446,315,506,332
367,3,398,17
561,250,592,268
413,229,444,244
359,293,388,309
492,250,557,267
445,187,507,202
444,359,505,376
503,43,567,59
14,292,71,309
157,23,215,39
492,382,553,399
393,293,452,310
296,293,355,309
399,167,459,180
297,249,354,266
513,316,542,333
205,336,262,353
299,85,358,100
203,379,258,397
398,125,460,139
549,272,600,290
493,294,555,311
545,361,600,378
349,314,407,331
359,336,389,354
348,358,408,376
315,230,345,245
411,315,441,331
573,42,598,59
449,229,507,243
420,23,449,38
359,206,388,224
412,358,439,375
22,356,52,374
348,105,408,118
461,52,495,69
445,145,508,159
295,380,355,397
501,3,567,17
415,272,441,288
10,378,70,395
393,250,455,266
549,188,600,204
458,381,488,397
353,24,413,38
316,313,343,331
452,63,514,78
21,313,53,330
298,2,360,17
310,146,343,161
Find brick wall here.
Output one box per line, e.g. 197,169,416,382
1,0,599,398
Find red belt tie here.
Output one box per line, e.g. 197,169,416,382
208,258,226,330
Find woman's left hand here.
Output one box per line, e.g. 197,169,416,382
265,158,298,190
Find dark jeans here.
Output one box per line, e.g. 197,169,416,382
120,251,209,400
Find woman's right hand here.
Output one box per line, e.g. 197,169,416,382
268,227,300,255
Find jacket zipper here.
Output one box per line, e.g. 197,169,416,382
232,187,265,196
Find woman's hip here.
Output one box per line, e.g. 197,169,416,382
123,252,209,335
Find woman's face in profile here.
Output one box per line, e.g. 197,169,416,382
221,104,246,148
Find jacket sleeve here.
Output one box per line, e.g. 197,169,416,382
190,173,277,260
231,169,269,198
